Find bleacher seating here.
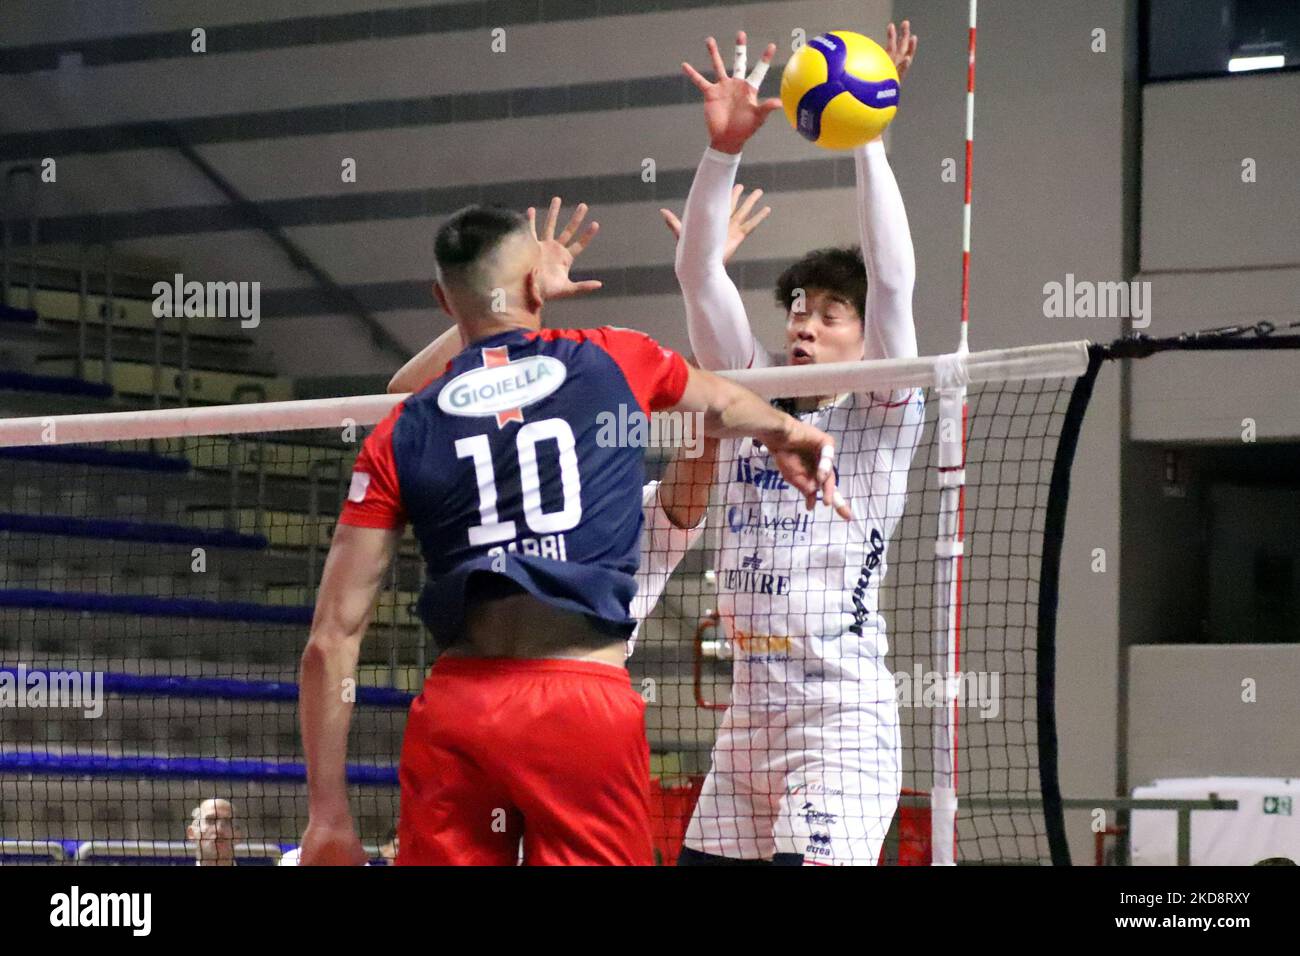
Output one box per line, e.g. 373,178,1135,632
0,267,417,852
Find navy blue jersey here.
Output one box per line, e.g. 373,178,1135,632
339,326,690,647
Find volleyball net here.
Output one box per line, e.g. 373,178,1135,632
0,338,1099,865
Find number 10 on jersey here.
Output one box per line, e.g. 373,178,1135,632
455,417,583,548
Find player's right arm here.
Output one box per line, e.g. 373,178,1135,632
299,522,400,865
673,365,850,518
676,32,782,371
299,406,408,865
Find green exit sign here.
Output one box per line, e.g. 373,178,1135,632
1263,796,1293,816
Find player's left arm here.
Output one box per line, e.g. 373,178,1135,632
856,20,920,366
388,325,464,394
627,475,710,657
657,436,720,530
299,522,400,865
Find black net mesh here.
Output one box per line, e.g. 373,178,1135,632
0,431,415,864
0,373,1079,865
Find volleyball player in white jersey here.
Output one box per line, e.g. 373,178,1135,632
667,22,924,865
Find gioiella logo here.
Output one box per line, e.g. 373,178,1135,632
438,348,566,428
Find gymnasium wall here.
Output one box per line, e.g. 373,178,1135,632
0,0,893,381
1121,50,1300,797
1128,645,1300,782
1132,71,1300,443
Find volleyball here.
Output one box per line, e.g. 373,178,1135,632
780,31,901,149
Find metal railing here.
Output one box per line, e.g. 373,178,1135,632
0,839,70,863
1,164,38,312
1,242,201,410
74,840,285,864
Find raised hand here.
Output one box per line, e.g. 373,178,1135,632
766,420,853,520
885,20,918,82
660,183,772,264
682,31,783,155
528,197,602,302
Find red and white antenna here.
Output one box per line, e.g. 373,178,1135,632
931,0,977,866
959,0,977,352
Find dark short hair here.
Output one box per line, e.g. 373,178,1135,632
774,246,867,321
433,205,529,282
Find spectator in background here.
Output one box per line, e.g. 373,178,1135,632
379,826,398,864
187,797,239,866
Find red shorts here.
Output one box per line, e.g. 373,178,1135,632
397,656,653,866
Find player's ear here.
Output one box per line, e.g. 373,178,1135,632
524,268,544,313
432,281,452,316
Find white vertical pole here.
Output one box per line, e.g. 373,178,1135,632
930,0,978,866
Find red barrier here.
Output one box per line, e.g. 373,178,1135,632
893,792,932,866
652,779,934,866
649,776,705,866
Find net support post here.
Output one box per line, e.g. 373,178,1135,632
931,358,969,864
930,786,960,866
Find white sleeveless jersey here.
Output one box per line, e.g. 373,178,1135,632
713,387,926,708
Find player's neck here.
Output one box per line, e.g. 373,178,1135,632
457,310,542,345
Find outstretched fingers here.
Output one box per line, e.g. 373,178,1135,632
555,201,589,246
542,196,562,242
659,208,683,239
734,185,762,218
746,41,776,89
739,204,772,235
887,20,918,78
817,443,851,518
706,35,728,81
728,183,744,213
681,59,712,94
567,219,599,257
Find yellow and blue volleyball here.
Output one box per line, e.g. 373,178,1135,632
780,31,900,150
